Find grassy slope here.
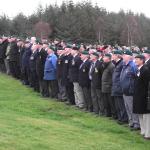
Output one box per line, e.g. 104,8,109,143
0,74,150,150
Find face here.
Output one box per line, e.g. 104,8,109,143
90,54,97,61
123,54,132,62
47,49,53,54
143,53,150,60
112,54,118,61
135,58,143,67
80,54,88,61
31,44,38,51
103,56,111,63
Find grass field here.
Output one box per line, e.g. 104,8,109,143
0,74,150,150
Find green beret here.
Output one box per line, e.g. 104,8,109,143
81,51,89,55
135,54,145,60
49,46,57,51
92,52,99,57
66,43,72,48
57,46,64,50
132,51,140,55
142,50,150,54
104,53,112,58
112,50,123,55
123,50,133,56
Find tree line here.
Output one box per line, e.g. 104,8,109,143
0,0,150,47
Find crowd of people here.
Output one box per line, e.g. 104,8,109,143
0,36,150,140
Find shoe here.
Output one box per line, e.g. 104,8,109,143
130,127,140,131
144,137,150,140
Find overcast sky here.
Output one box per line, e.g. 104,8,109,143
0,0,150,18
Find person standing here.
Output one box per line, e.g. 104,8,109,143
112,50,128,124
133,54,150,139
120,50,140,130
79,51,93,112
43,46,58,99
69,46,84,108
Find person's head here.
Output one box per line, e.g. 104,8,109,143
112,50,122,62
71,47,79,56
103,54,112,63
31,37,36,44
24,41,30,48
47,48,54,55
42,42,49,50
142,50,150,61
122,50,133,63
135,55,145,67
80,51,89,61
31,44,38,52
90,52,99,62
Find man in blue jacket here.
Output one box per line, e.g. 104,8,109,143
43,46,58,98
112,50,128,124
120,50,140,130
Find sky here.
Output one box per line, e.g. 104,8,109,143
0,0,150,18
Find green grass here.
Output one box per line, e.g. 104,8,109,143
0,74,150,150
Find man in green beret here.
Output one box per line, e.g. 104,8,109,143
112,50,128,124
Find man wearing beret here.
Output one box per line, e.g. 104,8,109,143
56,47,67,102
112,50,128,124
43,46,58,98
120,50,140,130
90,51,104,115
69,46,85,109
133,54,150,139
62,45,75,105
79,51,93,112
102,53,115,118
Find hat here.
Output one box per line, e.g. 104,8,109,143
49,45,57,51
135,54,145,60
104,53,112,58
112,50,123,55
72,46,79,51
132,51,140,55
92,52,99,57
142,50,150,54
81,51,89,55
66,43,72,48
123,50,133,56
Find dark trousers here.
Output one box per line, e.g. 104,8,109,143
91,82,99,114
30,70,39,92
22,66,30,85
82,87,93,111
39,79,45,96
43,80,59,98
103,93,117,118
65,81,75,105
9,61,20,79
58,78,67,101
0,60,6,73
114,96,128,122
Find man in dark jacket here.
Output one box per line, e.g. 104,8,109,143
29,44,39,92
21,41,32,85
36,42,48,96
8,37,20,78
79,51,92,112
62,46,75,105
133,54,150,139
102,54,115,118
120,50,140,130
69,46,84,108
112,50,128,124
0,37,8,73
90,52,104,115
56,47,67,101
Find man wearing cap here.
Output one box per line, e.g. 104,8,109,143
56,47,67,102
90,51,104,115
112,50,128,124
43,46,58,98
120,50,140,130
79,50,93,112
133,54,150,139
62,45,75,105
102,53,115,118
35,42,48,97
29,43,39,92
69,46,85,109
